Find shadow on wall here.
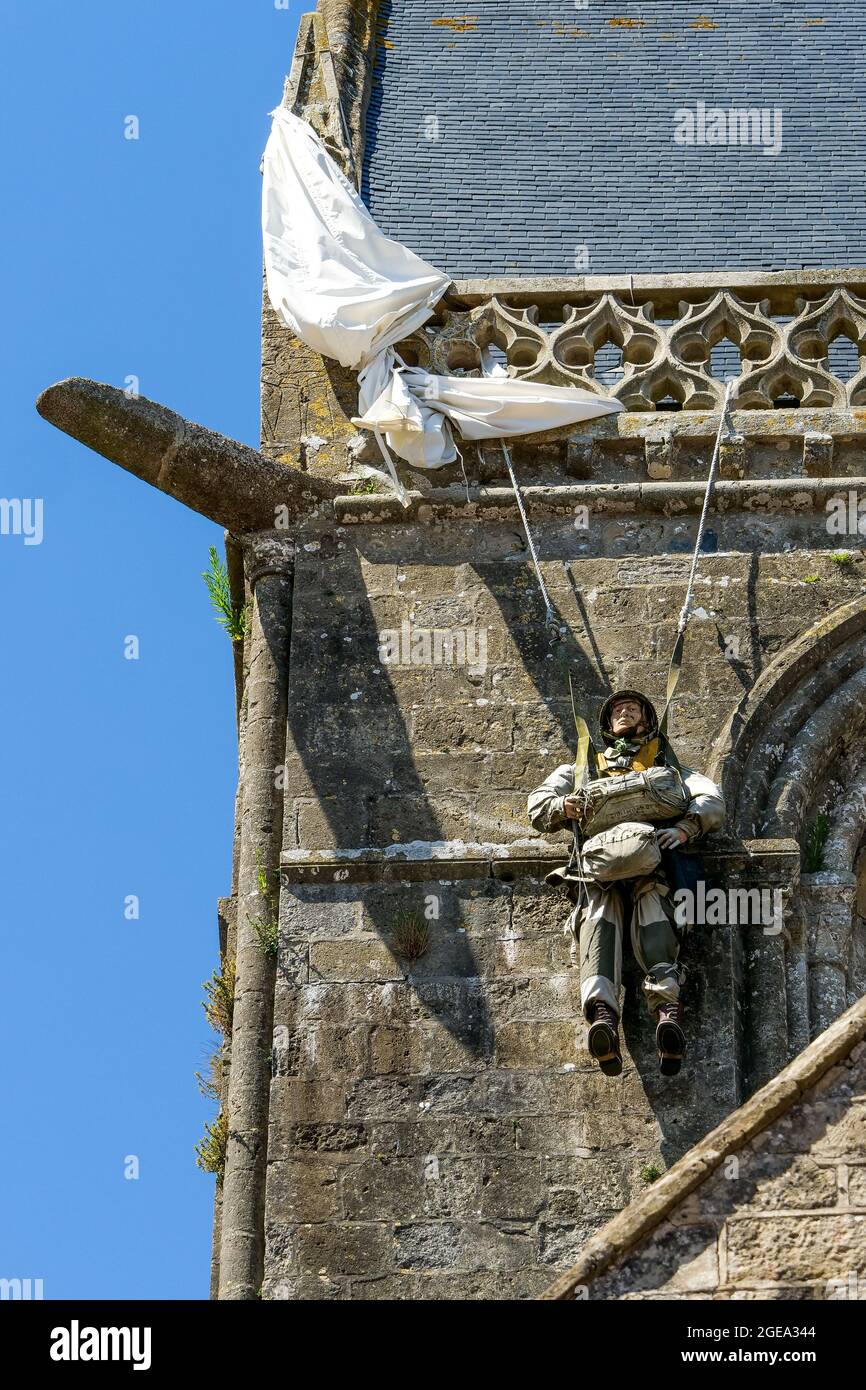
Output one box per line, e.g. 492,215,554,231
285,537,493,1051
283,523,625,1049
623,920,743,1168
283,514,767,1059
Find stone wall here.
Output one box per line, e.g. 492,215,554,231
264,868,740,1298
253,490,864,1296
542,996,866,1300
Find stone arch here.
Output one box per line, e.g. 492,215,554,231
707,595,866,839
760,665,866,840
707,597,866,1043
797,749,866,1035
708,595,866,1042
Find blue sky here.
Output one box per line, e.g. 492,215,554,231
1,0,305,1299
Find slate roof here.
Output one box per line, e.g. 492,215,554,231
361,1,866,278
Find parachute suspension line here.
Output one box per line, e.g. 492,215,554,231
660,379,734,737
676,378,734,638
372,425,411,509
500,440,558,632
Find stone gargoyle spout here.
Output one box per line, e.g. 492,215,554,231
36,377,338,533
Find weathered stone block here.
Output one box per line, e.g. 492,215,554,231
420,1021,494,1071
477,932,573,977
581,1110,665,1154
456,890,514,935
361,1269,551,1300
269,1077,354,1127
846,1165,866,1208
537,1218,612,1267
420,1155,482,1218
486,974,583,1022
340,1159,426,1221
395,1220,532,1273
286,980,413,1027
286,1023,370,1078
266,1159,340,1223
275,938,309,984
294,1221,391,1277
393,1221,462,1271
479,1156,544,1221
761,1099,866,1160
399,925,490,980
412,701,514,753
690,1151,838,1214
342,1071,422,1122
280,893,360,938
296,797,369,849
369,1024,425,1075
410,975,490,1025
595,1220,720,1294
544,1156,634,1217
414,1116,519,1156
726,1213,866,1284
309,938,403,983
495,1019,583,1069
417,1073,485,1117
278,1121,366,1155
263,1272,346,1300
515,1115,590,1155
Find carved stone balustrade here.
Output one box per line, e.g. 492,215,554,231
400,269,866,414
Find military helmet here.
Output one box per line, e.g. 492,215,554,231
598,688,659,742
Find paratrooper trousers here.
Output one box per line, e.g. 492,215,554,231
568,870,684,1019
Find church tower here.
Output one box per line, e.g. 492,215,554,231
38,1,866,1299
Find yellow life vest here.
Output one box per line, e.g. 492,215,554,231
602,737,660,777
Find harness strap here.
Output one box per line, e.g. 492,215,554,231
568,671,598,786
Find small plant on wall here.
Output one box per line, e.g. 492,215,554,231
803,812,830,872
195,952,236,1185
202,953,236,1038
202,545,248,642
390,910,430,963
248,849,279,958
195,1110,229,1185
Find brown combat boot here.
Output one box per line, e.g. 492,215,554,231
587,1001,622,1077
656,1001,685,1076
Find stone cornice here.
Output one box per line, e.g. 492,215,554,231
279,837,799,886
330,475,866,526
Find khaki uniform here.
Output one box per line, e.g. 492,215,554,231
528,749,725,1020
